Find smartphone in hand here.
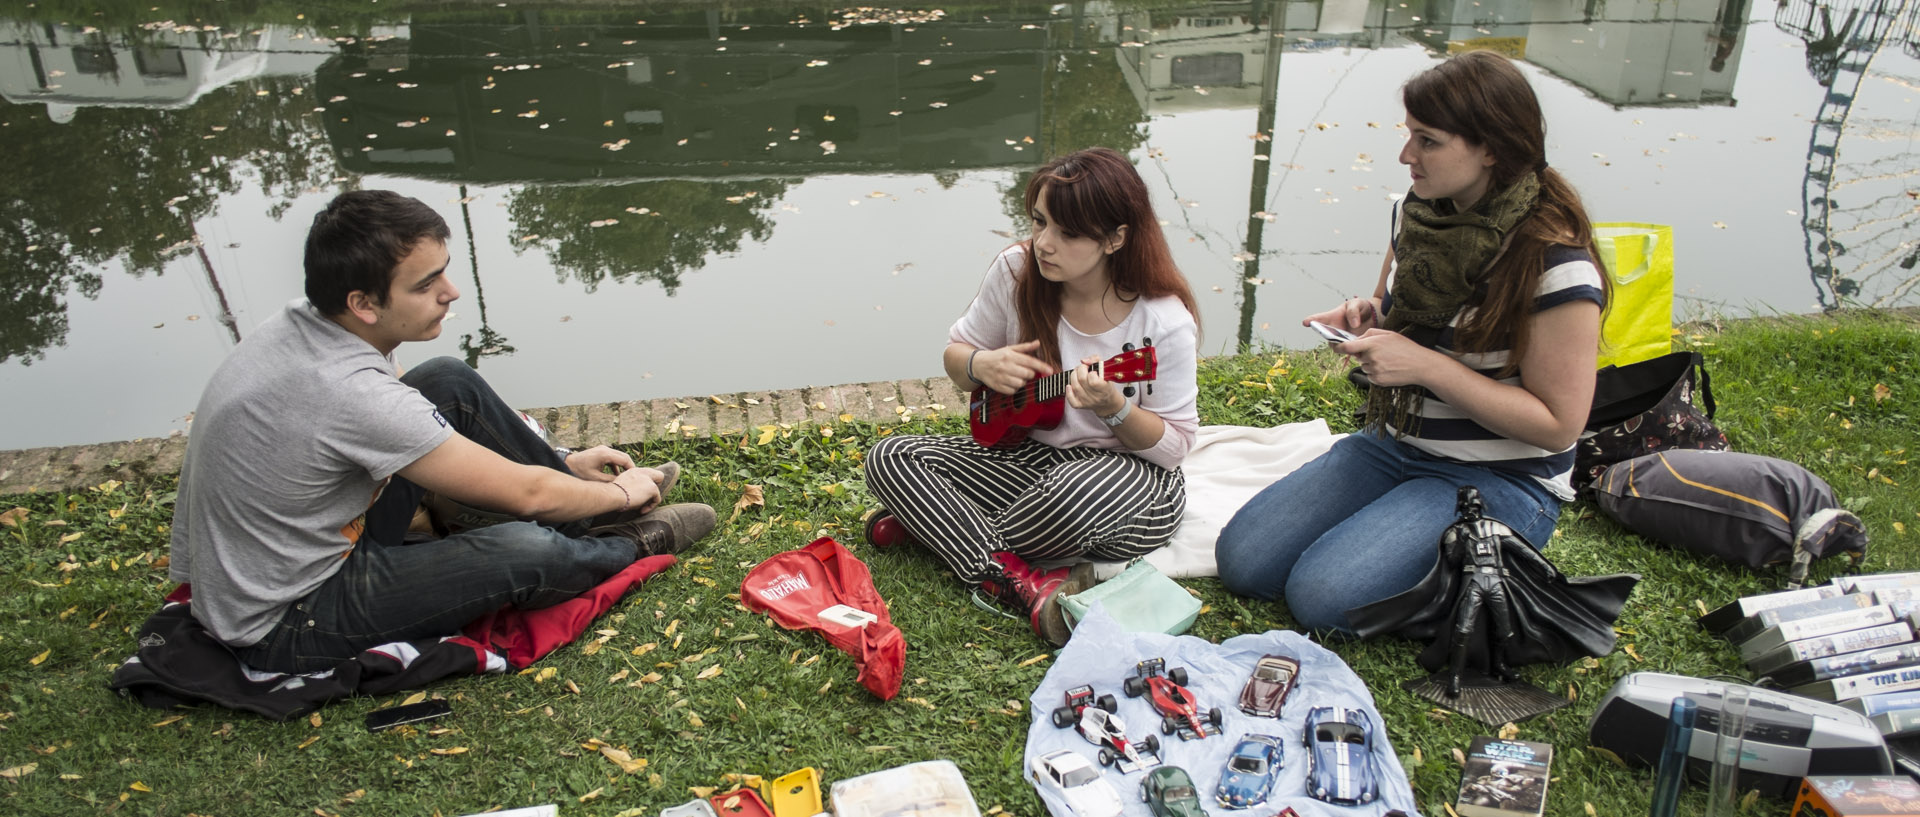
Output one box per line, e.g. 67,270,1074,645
1309,320,1358,344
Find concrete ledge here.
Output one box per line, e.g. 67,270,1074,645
0,378,968,496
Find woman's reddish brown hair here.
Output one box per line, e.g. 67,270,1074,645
1012,147,1198,368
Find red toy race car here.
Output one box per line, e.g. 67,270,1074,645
1050,685,1162,773
1123,658,1223,740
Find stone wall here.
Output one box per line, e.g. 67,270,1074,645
0,377,968,496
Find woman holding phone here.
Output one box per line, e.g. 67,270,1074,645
1215,51,1609,633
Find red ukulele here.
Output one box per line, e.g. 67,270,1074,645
969,345,1158,448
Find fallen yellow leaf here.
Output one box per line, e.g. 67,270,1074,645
609,669,631,684
130,781,152,792
296,736,319,750
30,649,50,666
696,665,724,680
598,744,648,774
151,715,185,728
309,712,323,728
535,666,557,683
666,619,681,637
0,507,26,527
430,747,469,755
0,763,36,779
1497,722,1519,740
59,532,83,543
579,787,605,802
402,692,427,706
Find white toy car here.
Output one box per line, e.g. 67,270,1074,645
1030,749,1125,817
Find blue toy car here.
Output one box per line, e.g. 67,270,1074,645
1214,734,1285,809
1304,706,1380,806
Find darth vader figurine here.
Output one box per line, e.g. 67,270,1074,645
1442,485,1555,696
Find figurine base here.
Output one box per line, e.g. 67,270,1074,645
1402,671,1569,725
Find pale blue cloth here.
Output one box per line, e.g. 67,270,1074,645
1022,606,1422,817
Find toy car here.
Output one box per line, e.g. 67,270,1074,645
1139,765,1206,817
1214,734,1286,809
1051,684,1119,727
1030,749,1126,817
1238,654,1301,718
1303,706,1381,806
1123,657,1224,740
1050,685,1162,773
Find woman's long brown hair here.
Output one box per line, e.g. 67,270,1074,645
1012,147,1199,368
1402,51,1610,369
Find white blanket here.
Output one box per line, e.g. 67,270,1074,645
1126,421,1344,579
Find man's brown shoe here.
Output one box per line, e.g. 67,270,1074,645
589,502,716,557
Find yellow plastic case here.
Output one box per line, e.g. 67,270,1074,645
763,767,823,817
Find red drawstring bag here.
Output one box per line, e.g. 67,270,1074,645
740,537,904,700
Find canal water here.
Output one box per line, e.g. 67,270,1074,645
1,0,1915,450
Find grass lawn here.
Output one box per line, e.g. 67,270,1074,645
0,311,1914,817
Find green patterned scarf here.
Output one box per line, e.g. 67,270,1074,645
1366,172,1540,434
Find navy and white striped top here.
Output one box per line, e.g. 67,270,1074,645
1380,207,1605,500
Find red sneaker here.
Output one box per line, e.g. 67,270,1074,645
977,552,1094,647
864,510,915,549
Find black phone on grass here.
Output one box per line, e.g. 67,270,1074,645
365,699,453,732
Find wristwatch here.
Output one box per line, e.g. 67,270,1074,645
553,446,574,460
1100,400,1133,428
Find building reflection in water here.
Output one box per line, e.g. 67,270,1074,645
0,1,1911,440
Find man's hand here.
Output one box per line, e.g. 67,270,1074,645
563,445,634,481
610,466,662,514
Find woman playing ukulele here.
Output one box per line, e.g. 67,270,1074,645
863,147,1200,646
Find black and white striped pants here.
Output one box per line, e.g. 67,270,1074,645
863,435,1186,584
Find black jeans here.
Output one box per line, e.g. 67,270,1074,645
233,357,636,673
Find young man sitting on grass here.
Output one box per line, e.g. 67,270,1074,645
167,190,715,674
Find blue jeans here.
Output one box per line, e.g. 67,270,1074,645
233,357,637,674
1214,431,1561,634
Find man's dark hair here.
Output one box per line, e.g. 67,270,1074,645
304,191,452,316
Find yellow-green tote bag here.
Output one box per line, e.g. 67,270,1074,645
1593,222,1675,369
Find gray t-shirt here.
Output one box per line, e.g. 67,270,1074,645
168,299,454,646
